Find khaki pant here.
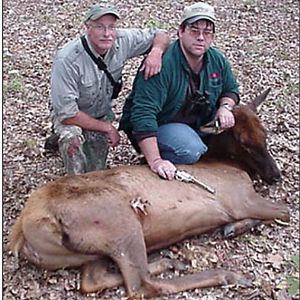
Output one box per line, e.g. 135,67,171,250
57,112,114,175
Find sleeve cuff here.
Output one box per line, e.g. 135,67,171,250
132,131,157,142
220,92,240,104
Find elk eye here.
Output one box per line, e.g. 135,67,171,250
243,145,252,154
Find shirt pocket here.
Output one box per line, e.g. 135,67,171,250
78,80,98,109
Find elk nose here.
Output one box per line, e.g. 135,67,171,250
267,171,282,185
273,173,282,183
264,160,282,184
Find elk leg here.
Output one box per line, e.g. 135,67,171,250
246,200,290,222
59,207,176,296
81,258,250,298
223,218,262,238
111,230,158,297
80,258,125,294
230,193,290,223
80,257,185,293
108,223,189,298
139,269,251,297
68,214,173,297
111,231,252,298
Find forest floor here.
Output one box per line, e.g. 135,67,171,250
3,0,299,299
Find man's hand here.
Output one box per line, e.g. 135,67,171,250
215,105,235,129
140,48,163,80
149,158,177,180
104,124,120,147
216,98,236,128
138,136,175,179
62,111,120,147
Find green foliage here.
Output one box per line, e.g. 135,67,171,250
144,19,169,30
287,255,300,296
24,139,37,148
4,76,25,93
291,255,300,269
274,99,286,110
286,82,299,95
243,0,254,6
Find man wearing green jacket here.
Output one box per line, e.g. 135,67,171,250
119,2,239,180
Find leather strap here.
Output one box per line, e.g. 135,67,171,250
80,35,117,87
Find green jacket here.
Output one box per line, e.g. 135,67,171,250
119,40,239,133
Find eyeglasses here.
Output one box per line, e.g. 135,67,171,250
187,25,214,38
91,24,117,33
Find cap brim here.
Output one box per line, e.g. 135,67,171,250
185,15,215,24
89,10,120,21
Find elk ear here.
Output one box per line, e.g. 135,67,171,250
248,88,271,113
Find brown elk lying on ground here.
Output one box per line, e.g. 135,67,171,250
9,89,289,299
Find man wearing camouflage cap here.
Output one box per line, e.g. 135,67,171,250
120,2,239,180
49,3,170,175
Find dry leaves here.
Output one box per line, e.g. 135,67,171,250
3,0,299,299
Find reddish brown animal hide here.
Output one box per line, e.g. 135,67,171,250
204,88,281,184
9,161,289,298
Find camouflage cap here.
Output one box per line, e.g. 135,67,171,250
84,3,120,23
181,2,216,25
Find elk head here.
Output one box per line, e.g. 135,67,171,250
202,88,282,184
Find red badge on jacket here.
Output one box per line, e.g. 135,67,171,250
209,72,220,79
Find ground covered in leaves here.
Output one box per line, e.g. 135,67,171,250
3,0,299,299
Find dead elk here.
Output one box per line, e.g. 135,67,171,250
9,168,289,298
9,89,289,298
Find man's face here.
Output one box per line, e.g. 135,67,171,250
86,14,118,55
178,20,214,58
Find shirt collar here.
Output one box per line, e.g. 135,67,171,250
176,39,210,73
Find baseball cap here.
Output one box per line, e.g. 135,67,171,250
181,2,216,25
84,3,120,23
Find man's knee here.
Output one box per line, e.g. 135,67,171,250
59,135,87,175
179,144,207,164
172,141,207,164
59,135,84,155
158,123,208,164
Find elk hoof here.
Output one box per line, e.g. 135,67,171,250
223,224,235,238
224,272,252,288
223,219,262,238
238,277,253,288
169,259,187,271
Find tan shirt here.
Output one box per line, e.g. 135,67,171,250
50,28,157,137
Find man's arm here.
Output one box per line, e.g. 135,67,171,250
141,31,170,80
51,55,120,147
219,97,236,108
138,136,177,180
62,111,120,147
123,51,175,179
215,97,236,129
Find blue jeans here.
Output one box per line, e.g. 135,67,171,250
157,123,208,164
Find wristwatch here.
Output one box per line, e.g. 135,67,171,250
221,103,233,111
